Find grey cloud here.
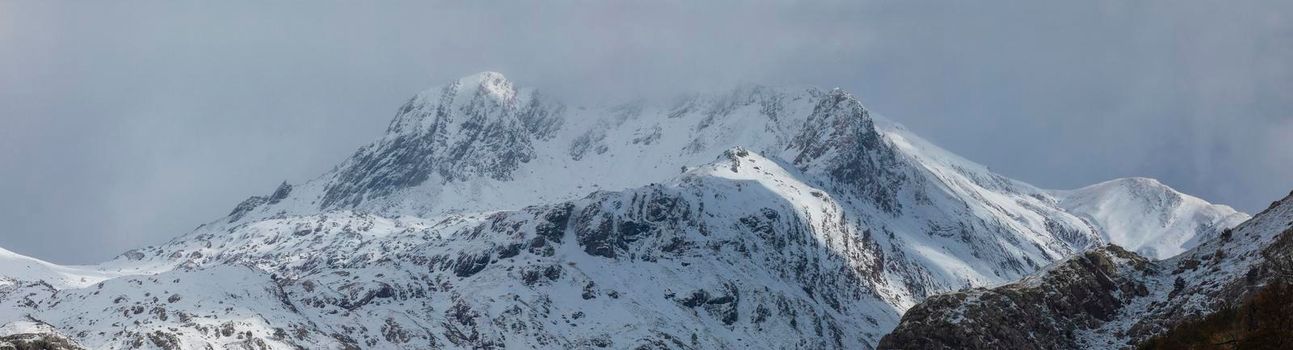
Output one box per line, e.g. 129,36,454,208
0,0,1289,263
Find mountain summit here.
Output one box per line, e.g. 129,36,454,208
1055,177,1249,259
0,73,1245,349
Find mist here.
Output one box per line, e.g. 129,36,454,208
1,1,1289,263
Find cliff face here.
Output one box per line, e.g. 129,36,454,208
881,191,1293,349
879,246,1154,350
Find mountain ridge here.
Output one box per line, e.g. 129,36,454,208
0,72,1247,349
880,190,1293,349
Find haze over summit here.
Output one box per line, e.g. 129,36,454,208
1,1,1290,263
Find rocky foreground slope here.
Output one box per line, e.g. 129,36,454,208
0,73,1246,349
880,191,1293,349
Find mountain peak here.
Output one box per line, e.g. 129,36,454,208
1055,177,1249,259
1110,176,1163,186
1095,177,1169,193
385,71,525,136
461,70,506,82
454,71,514,102
323,72,563,209
690,146,797,180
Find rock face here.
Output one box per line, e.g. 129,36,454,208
786,90,906,214
0,333,83,350
320,72,565,209
0,322,84,350
880,191,1293,349
878,246,1154,349
0,73,1248,349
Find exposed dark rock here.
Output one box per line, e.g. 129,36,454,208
228,196,267,222
495,243,522,259
534,203,574,243
879,246,1153,350
145,331,181,350
787,89,906,214
266,182,292,205
227,181,293,222
452,252,491,278
0,333,84,350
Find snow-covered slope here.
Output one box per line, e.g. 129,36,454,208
0,246,130,336
1054,177,1249,259
0,72,1246,349
0,246,118,290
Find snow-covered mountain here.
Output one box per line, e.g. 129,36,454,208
0,72,1245,349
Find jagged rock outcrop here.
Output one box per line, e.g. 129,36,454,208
878,246,1154,349
0,333,83,350
786,89,906,214
320,72,565,209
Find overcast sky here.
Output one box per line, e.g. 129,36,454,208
2,1,1290,264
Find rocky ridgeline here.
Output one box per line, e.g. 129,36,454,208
880,191,1293,349
878,245,1154,349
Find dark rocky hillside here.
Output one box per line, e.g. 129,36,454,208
880,191,1293,349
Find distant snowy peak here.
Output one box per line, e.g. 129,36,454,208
1054,177,1249,259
